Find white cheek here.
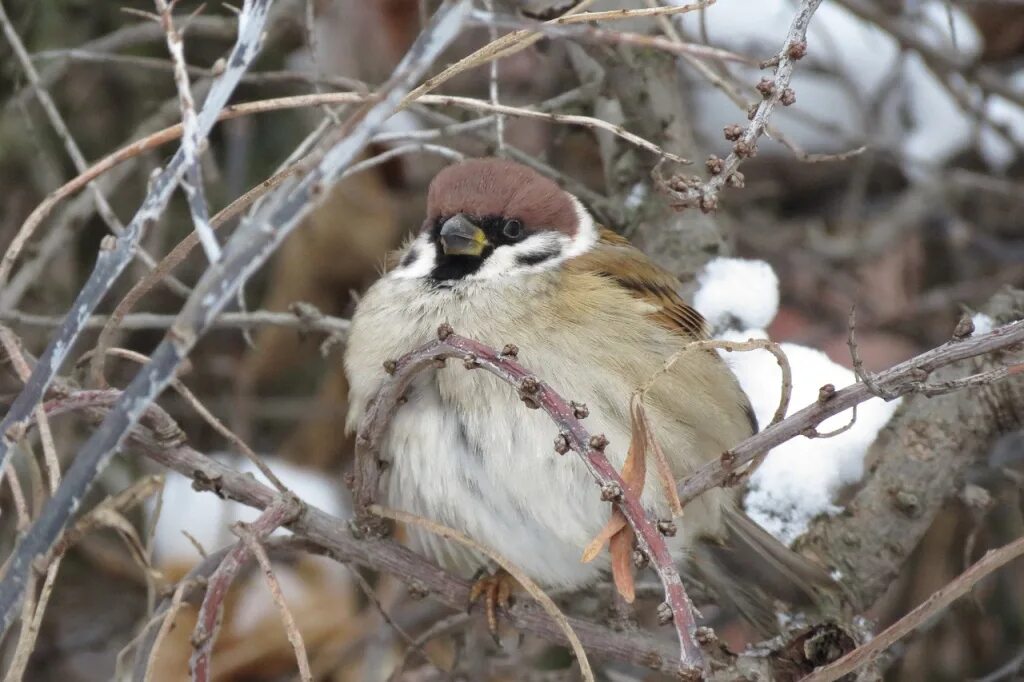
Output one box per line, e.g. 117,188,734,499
468,233,571,280
390,233,437,280
564,194,598,259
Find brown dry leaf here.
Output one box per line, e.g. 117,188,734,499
622,395,648,497
633,394,683,517
610,523,637,603
581,395,650,600
581,511,626,563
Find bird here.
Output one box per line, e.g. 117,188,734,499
344,157,837,635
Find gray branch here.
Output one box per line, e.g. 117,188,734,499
0,0,471,638
0,0,276,634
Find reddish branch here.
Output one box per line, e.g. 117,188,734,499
188,495,301,682
352,325,706,675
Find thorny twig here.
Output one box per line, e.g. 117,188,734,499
678,318,1024,507
352,328,706,675
659,0,825,212
190,496,301,682
27,387,684,676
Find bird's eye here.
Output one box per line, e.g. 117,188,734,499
502,219,524,240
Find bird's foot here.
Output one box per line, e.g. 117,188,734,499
468,568,515,642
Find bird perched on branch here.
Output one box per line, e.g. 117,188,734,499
345,158,837,635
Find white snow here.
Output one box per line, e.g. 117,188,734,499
625,182,648,210
971,313,995,336
978,70,1024,172
694,258,779,332
148,454,353,637
678,0,988,173
694,258,901,544
149,454,349,564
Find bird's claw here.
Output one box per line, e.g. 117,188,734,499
468,568,515,642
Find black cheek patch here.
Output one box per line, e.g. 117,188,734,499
515,245,562,268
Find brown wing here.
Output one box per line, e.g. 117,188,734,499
569,228,709,340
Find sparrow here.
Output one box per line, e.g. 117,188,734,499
344,158,836,634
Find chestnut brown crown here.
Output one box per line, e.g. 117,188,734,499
425,158,578,236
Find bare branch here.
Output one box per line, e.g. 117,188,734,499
0,0,469,639
155,0,221,263
659,0,824,212
678,318,1024,507
190,497,300,681
801,536,1024,682
0,309,350,336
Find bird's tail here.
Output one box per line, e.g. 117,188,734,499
689,508,843,636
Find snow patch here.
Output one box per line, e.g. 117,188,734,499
694,258,900,544
971,313,995,335
694,258,779,332
149,454,348,564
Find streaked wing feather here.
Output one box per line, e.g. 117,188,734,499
570,227,709,340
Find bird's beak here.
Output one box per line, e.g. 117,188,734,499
439,214,488,257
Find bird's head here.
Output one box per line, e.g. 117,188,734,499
392,158,597,284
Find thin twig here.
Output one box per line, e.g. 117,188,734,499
155,0,221,263
89,346,290,494
659,0,825,212
678,319,1024,506
0,0,172,277
0,89,645,300
28,388,683,676
0,309,350,335
387,612,471,682
801,535,1024,682
0,0,276,635
473,7,757,67
0,0,469,639
483,0,504,154
190,496,301,681
237,523,313,682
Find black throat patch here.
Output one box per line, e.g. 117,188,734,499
427,215,505,283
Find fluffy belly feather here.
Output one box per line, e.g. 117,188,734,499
382,356,624,588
